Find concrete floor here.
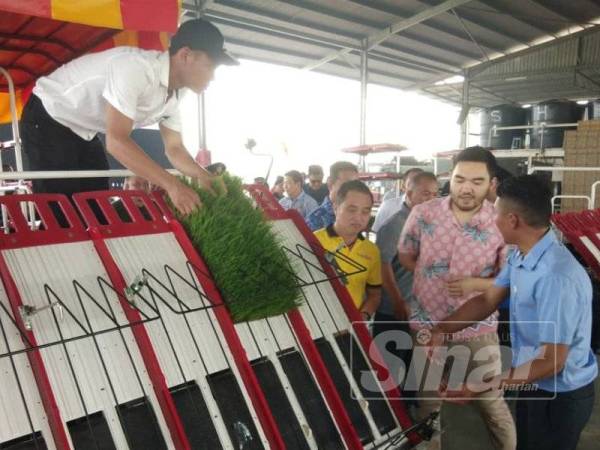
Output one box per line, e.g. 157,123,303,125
441,356,600,449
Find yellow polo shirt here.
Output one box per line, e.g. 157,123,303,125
314,225,382,309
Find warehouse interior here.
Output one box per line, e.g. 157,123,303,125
0,1,599,449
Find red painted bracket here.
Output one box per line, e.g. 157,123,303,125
72,190,190,450
0,193,87,249
0,194,85,449
76,189,286,450
246,184,420,447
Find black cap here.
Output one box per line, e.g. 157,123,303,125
170,18,238,66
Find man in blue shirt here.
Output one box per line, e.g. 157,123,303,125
279,170,318,220
307,161,358,231
430,175,597,450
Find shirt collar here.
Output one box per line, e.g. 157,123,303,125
444,195,496,226
322,196,334,211
326,224,365,241
513,229,557,270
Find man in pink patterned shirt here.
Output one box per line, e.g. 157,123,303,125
398,147,516,450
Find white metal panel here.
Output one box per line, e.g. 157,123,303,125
271,219,403,441
0,281,55,448
235,317,321,449
3,241,176,450
271,220,350,336
106,232,273,449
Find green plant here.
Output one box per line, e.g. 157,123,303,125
173,174,303,322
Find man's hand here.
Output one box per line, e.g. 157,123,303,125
423,326,446,363
393,299,410,321
167,180,202,216
210,175,227,195
446,277,478,298
439,378,498,404
196,174,227,197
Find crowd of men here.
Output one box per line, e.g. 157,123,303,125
276,146,597,450
18,13,597,449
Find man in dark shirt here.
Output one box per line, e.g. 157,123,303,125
303,164,329,204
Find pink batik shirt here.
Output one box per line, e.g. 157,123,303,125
398,196,505,339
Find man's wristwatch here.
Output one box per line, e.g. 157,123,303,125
360,310,373,321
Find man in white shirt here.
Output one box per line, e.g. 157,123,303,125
20,18,237,215
371,168,424,233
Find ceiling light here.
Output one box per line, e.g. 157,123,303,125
505,76,527,82
522,104,532,108
434,75,465,85
577,100,589,105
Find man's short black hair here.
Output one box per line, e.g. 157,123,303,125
335,180,373,205
330,161,358,183
308,165,324,177
492,164,512,183
285,170,303,185
497,175,552,228
402,167,424,180
453,146,497,178
410,172,438,189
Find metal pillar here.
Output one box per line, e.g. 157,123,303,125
198,93,207,150
0,67,23,171
459,74,470,149
359,41,368,149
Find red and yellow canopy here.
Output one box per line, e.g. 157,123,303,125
0,0,181,123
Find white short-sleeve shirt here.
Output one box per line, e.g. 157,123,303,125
33,47,182,141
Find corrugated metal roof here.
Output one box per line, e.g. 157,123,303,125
185,0,600,108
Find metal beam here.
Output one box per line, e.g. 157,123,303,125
461,0,559,37
204,13,359,51
204,1,463,73
207,13,445,76
346,0,507,54
412,26,600,94
303,0,472,70
574,70,600,93
474,79,578,94
526,0,590,29
468,82,521,105
225,37,420,83
469,25,600,77
360,43,368,146
450,9,491,61
416,0,541,44
470,66,580,83
459,75,470,148
275,0,482,62
421,88,465,106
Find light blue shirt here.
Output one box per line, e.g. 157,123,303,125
307,196,335,231
279,191,318,220
494,229,598,392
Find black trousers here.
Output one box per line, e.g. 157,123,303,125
516,381,595,450
372,312,417,405
20,95,109,196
